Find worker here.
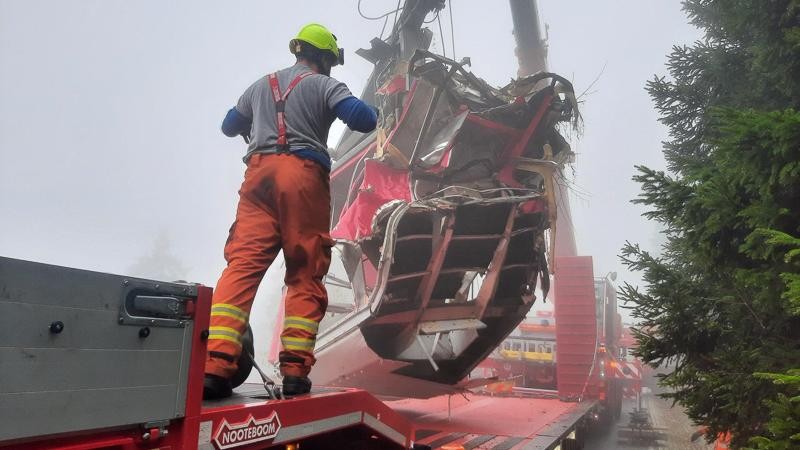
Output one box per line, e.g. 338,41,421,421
691,427,731,449
203,23,378,400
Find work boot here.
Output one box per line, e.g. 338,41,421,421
282,375,312,396
203,374,233,400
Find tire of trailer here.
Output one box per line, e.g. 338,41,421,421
230,324,254,388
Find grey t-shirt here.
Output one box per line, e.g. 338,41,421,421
235,63,352,162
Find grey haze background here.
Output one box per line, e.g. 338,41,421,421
0,1,699,352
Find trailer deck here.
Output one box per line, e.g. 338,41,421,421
388,394,596,449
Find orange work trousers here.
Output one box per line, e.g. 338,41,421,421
205,153,333,379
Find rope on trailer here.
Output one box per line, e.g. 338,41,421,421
247,350,284,400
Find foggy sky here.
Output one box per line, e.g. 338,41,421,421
1,1,701,346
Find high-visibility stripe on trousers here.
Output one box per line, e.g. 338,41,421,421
209,325,244,346
205,153,332,379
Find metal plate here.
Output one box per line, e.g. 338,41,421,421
0,257,196,442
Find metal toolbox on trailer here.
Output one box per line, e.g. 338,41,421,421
0,257,199,442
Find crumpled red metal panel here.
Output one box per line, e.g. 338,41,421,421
331,159,412,241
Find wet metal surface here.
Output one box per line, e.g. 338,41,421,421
202,383,345,408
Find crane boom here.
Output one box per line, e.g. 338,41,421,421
510,0,578,258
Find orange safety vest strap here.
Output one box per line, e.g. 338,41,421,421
267,71,313,151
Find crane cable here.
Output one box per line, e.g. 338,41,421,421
379,16,390,39
436,13,446,58
357,0,403,20
427,2,456,60
360,0,405,40
359,0,457,60
392,0,402,32
382,0,402,40
423,10,440,23
449,0,456,60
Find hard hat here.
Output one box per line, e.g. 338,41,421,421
290,23,344,66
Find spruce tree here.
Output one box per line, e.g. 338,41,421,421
620,1,800,446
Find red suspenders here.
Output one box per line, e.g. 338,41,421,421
267,71,313,152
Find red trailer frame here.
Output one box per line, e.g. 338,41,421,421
4,286,416,450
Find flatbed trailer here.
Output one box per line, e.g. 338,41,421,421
1,257,597,450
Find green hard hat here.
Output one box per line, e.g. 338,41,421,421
290,23,340,62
